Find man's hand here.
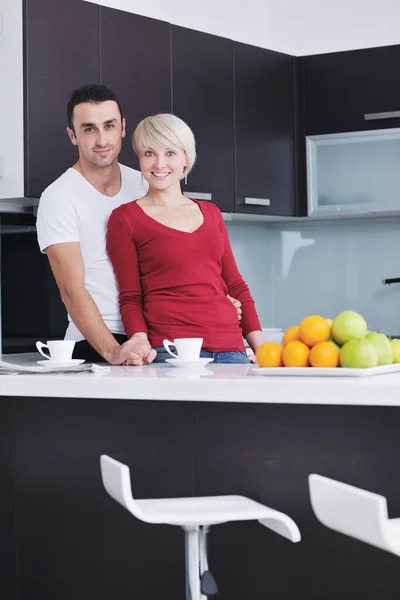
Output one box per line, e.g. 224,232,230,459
227,295,242,321
107,333,157,366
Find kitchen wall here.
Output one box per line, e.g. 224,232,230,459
265,217,400,334
0,0,24,199
225,222,273,327
83,0,400,56
227,216,400,334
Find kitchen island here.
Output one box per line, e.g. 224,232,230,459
1,354,400,599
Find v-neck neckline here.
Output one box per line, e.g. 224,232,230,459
134,198,206,234
70,165,123,200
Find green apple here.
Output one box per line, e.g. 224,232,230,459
391,339,400,363
365,332,393,366
328,338,341,351
331,310,368,345
339,339,378,369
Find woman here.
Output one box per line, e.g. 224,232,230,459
106,113,263,365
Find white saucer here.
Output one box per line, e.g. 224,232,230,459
37,359,85,368
165,357,214,368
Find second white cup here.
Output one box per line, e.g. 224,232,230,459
163,337,203,361
36,340,76,362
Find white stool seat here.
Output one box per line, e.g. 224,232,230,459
309,473,400,556
134,494,299,534
101,455,300,599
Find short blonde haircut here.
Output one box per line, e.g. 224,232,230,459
132,113,196,176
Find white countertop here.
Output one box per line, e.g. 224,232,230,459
0,353,400,405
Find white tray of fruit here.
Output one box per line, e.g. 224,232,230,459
251,311,400,377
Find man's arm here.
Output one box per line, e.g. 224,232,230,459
46,242,154,365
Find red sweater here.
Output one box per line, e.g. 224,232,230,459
106,200,261,351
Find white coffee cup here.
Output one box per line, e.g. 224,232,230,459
163,337,203,361
36,340,76,362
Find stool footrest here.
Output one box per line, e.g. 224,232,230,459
201,570,218,597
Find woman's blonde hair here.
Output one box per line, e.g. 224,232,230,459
132,113,196,176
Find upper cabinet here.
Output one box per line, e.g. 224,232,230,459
100,8,172,172
24,0,100,198
234,43,298,217
23,2,300,217
303,45,400,135
171,27,235,213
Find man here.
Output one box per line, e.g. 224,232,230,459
37,84,241,365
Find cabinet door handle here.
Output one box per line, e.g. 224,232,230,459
364,110,400,121
244,197,271,206
183,192,212,201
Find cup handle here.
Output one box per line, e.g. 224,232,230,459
163,339,178,358
36,341,51,360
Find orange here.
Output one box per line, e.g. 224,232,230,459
299,315,331,347
309,341,340,368
256,342,283,368
282,340,310,367
282,325,300,346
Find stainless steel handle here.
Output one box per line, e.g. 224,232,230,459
364,111,400,121
244,197,271,207
183,192,212,201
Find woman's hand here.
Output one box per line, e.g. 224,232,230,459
227,295,242,321
120,333,157,366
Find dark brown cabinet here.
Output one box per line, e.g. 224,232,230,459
234,42,298,216
24,0,100,197
0,438,16,599
0,401,17,600
23,2,301,218
303,44,400,135
100,8,172,172
171,27,235,213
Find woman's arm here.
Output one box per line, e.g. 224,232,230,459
216,207,262,345
245,330,264,354
106,208,155,364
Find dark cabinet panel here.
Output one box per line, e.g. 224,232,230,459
234,43,297,216
14,398,194,599
100,8,172,173
24,0,100,197
0,402,17,600
194,402,400,599
172,27,235,212
304,45,400,135
1,230,67,352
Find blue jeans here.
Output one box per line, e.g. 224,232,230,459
152,347,250,364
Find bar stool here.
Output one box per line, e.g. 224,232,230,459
101,455,301,599
309,474,400,556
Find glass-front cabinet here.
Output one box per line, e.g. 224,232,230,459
306,128,400,215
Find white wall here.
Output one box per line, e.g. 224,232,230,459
0,0,24,199
84,0,400,56
83,0,289,53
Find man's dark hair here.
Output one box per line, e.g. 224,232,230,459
67,84,124,133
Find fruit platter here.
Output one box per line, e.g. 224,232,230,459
251,311,400,377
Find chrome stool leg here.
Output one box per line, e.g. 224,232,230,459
199,527,218,596
185,526,218,599
185,527,204,600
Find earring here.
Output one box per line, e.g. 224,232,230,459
185,173,188,186
141,173,144,186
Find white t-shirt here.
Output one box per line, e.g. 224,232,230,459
36,164,148,341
